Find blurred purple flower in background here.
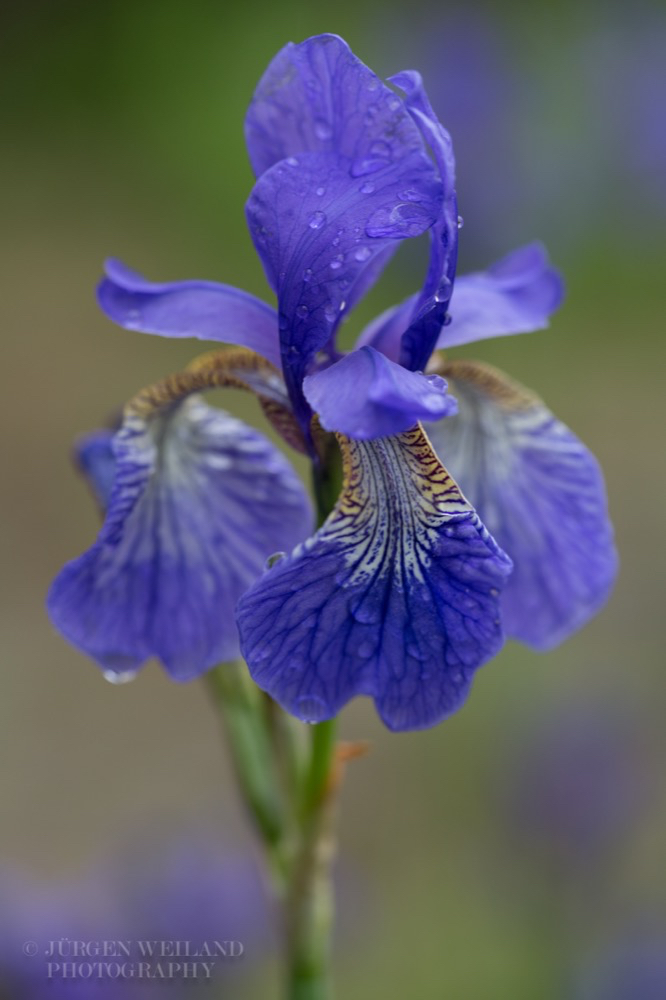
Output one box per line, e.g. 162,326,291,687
503,698,653,867
575,924,666,1000
0,831,269,999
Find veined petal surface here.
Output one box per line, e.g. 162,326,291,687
246,150,441,423
424,360,617,649
303,346,456,439
245,33,434,178
48,356,313,680
98,259,282,368
237,426,511,731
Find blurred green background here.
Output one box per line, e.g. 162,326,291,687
1,0,665,996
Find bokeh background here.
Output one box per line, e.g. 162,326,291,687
2,0,665,996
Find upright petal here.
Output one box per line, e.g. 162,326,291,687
245,34,433,178
237,425,512,731
438,242,565,349
424,359,617,649
246,150,442,427
48,351,313,680
97,259,282,368
303,346,456,439
389,70,459,371
356,243,564,362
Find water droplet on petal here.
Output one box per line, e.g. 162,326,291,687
103,669,138,685
435,276,452,303
399,188,425,203
314,118,333,140
354,245,372,262
365,202,432,238
297,304,309,318
296,694,328,723
387,95,401,111
360,180,375,194
309,211,326,230
329,255,344,270
316,186,326,196
351,602,380,624
351,158,385,178
285,156,299,166
457,215,464,229
265,551,286,569
303,268,313,282
367,77,380,91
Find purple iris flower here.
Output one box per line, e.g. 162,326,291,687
48,34,617,730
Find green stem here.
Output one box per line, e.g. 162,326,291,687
286,718,339,1000
205,661,289,884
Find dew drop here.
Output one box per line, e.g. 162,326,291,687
367,77,380,91
354,245,372,262
387,96,401,111
329,255,344,270
296,304,309,318
399,188,424,203
308,211,326,230
303,268,313,282
324,302,337,322
351,603,380,624
296,694,327,723
265,551,286,569
360,180,375,194
434,276,452,303
350,158,385,178
316,186,326,196
103,669,138,685
457,214,464,229
314,118,333,140
285,156,299,166
365,202,431,238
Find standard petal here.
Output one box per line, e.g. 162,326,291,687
245,34,433,178
237,426,512,731
246,150,441,424
48,353,313,680
389,70,459,371
424,360,617,649
303,346,456,439
438,243,565,349
97,259,282,368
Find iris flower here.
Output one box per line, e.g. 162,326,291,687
48,34,616,730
